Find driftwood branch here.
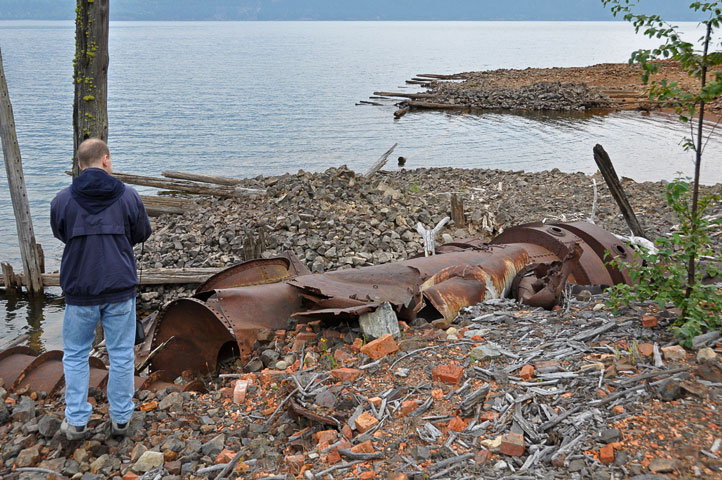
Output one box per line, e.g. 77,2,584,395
364,143,398,177
592,144,647,239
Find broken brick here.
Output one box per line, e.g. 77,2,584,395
432,364,464,385
215,449,236,464
600,444,615,464
285,454,305,474
313,430,338,448
351,440,375,454
638,343,654,357
480,411,499,422
259,369,285,387
431,388,444,399
519,365,535,380
448,416,467,432
499,432,525,456
326,450,341,464
123,473,139,480
341,423,353,439
355,412,379,434
359,472,376,480
399,400,418,416
360,334,399,360
351,337,364,353
641,314,658,328
474,448,492,464
333,348,354,364
292,331,318,351
331,368,362,382
139,400,158,412
368,396,382,407
233,379,250,404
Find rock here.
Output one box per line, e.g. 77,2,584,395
201,433,225,457
359,302,401,340
37,414,62,438
244,357,264,373
481,435,503,452
261,349,280,367
656,379,681,401
471,343,501,361
660,345,686,361
133,451,164,473
158,391,184,411
598,428,622,443
0,399,8,424
15,445,40,467
11,396,35,422
412,445,431,460
649,458,677,473
314,389,337,409
697,347,717,364
90,454,111,474
131,443,148,462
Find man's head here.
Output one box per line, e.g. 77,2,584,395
77,138,112,173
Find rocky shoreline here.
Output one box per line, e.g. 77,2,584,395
136,166,722,311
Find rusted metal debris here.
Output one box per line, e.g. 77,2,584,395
0,221,637,393
136,221,636,377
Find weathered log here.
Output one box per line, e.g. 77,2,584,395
394,105,410,119
405,80,432,85
407,101,468,110
592,144,647,239
416,73,465,80
139,195,197,217
73,0,109,177
0,48,44,294
451,194,466,227
373,91,435,99
162,171,265,195
1,267,223,288
356,100,383,106
364,143,398,178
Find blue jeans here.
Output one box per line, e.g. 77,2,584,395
62,297,136,427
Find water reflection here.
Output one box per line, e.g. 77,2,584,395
1,289,65,353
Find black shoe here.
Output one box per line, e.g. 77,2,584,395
111,419,129,437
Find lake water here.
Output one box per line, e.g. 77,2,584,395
1,21,721,350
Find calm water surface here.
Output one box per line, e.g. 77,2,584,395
1,21,721,350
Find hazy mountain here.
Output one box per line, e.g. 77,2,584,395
0,0,709,21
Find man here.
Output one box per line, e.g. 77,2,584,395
51,138,152,440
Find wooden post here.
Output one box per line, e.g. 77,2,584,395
73,0,109,178
450,194,466,228
2,262,21,294
0,48,44,294
592,144,648,240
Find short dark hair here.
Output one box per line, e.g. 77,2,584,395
77,138,110,167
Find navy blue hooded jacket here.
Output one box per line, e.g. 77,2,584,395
50,168,152,306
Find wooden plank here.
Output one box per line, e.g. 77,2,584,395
364,143,398,178
139,195,196,217
407,101,468,110
372,91,435,99
592,144,648,239
1,267,224,288
0,48,44,293
162,171,266,191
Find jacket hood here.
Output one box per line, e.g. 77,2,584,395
70,168,126,215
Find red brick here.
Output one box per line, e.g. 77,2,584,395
292,331,318,352
351,337,364,353
500,432,525,456
359,472,375,480
219,387,234,398
600,444,615,464
480,411,499,422
448,416,467,432
215,449,236,464
399,400,418,416
331,368,362,382
233,379,250,404
474,448,492,464
313,430,338,448
326,450,342,464
642,314,658,328
274,330,286,341
388,473,408,480
519,365,535,381
432,364,464,385
368,396,382,407
285,454,305,474
638,343,654,357
341,423,353,439
322,328,344,340
259,369,285,387
360,334,399,360
351,440,375,454
123,473,140,480
333,348,354,364
354,412,379,434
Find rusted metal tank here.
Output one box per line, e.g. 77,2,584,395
0,220,637,392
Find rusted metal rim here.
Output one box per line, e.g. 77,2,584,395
0,346,38,389
150,298,235,376
11,350,65,394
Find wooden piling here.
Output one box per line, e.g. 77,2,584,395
0,47,44,294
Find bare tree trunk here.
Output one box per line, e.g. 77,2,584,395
73,0,109,178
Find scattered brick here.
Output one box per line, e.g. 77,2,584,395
360,334,399,360
326,450,341,464
642,314,658,328
600,444,615,464
350,440,375,454
215,449,236,464
661,345,686,361
355,413,379,434
139,400,158,412
480,411,499,422
400,400,419,416
313,430,338,448
331,368,362,382
431,388,444,399
638,343,654,357
341,423,353,439
448,416,468,432
259,369,285,387
519,365,535,380
474,448,492,464
285,454,305,475
500,432,525,456
351,337,364,353
292,331,318,351
233,379,250,404
432,364,464,385
274,330,286,341
333,348,354,364
611,405,625,414
123,473,139,480
360,471,376,480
